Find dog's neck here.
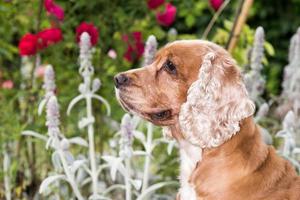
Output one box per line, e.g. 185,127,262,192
189,117,269,199
201,116,258,158
173,116,269,199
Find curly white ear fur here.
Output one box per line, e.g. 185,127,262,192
179,51,255,148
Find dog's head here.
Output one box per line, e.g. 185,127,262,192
115,40,255,147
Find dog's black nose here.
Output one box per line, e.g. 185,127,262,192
114,74,130,88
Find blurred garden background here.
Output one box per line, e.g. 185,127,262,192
1,0,300,199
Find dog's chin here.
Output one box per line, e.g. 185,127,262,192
115,88,176,126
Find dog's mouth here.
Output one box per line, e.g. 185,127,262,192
115,88,175,126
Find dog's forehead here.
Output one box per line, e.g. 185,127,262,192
166,40,213,50
156,40,214,58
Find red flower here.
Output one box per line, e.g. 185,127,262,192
156,3,177,27
76,22,99,46
44,0,64,21
209,0,223,11
18,28,62,56
37,28,63,49
18,33,38,56
147,0,165,10
44,0,53,10
122,32,144,62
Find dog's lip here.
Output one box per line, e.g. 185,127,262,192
117,94,135,113
115,88,176,126
116,89,143,116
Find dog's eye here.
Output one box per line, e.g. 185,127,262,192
163,59,176,74
150,110,171,120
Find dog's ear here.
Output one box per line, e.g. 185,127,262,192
179,51,255,148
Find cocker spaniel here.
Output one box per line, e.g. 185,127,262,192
114,40,300,200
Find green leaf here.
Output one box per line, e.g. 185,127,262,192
195,2,207,13
151,26,166,40
264,42,275,56
178,34,198,40
224,20,233,31
185,14,196,28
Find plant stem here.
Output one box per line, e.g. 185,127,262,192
27,138,37,188
32,54,41,88
141,123,153,195
125,158,132,200
57,148,84,200
86,93,98,196
31,0,44,87
226,0,254,53
3,148,11,200
202,0,231,39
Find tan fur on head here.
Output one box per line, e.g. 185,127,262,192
114,40,255,143
179,51,255,148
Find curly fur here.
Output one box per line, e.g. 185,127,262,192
179,51,255,148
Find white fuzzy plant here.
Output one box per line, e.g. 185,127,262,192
276,110,300,172
67,32,111,200
244,26,266,104
22,32,111,200
22,65,87,200
244,27,268,108
282,27,300,100
276,27,300,172
103,114,177,200
244,26,272,144
102,35,177,200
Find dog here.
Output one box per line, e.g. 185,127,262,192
114,40,300,200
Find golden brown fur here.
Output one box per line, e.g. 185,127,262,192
192,117,300,200
114,40,300,200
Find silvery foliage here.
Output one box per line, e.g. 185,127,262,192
22,63,110,200
276,27,300,172
67,32,110,119
142,35,158,67
102,35,177,200
276,110,300,172
20,56,34,88
167,28,178,41
103,114,177,200
38,64,56,115
244,26,266,104
67,32,111,200
244,27,272,144
282,28,300,108
22,65,87,200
